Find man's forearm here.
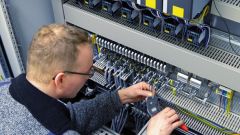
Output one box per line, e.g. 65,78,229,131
67,91,123,134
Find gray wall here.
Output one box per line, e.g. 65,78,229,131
6,0,55,67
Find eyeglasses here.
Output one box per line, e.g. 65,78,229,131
52,67,95,80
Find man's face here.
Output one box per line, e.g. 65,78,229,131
62,44,93,98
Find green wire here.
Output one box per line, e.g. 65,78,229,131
175,106,238,135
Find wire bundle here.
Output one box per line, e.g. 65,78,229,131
157,95,240,135
111,105,129,133
131,101,150,133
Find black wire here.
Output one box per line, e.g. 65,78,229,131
212,0,240,56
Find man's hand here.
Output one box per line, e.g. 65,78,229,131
147,107,184,135
118,82,153,104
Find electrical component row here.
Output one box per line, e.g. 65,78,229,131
93,34,235,114
76,0,211,47
91,40,239,134
96,36,167,73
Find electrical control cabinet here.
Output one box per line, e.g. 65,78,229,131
137,0,163,11
137,0,210,20
0,37,12,79
163,0,210,20
0,0,24,78
52,0,240,134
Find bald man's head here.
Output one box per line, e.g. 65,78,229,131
27,24,90,84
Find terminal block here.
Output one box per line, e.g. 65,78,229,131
216,86,234,113
216,86,233,99
93,35,240,134
189,77,202,89
75,0,83,5
142,10,161,30
163,17,184,38
177,72,189,84
84,0,102,9
186,25,209,47
102,0,121,16
121,1,139,23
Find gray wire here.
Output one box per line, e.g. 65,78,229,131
212,0,240,56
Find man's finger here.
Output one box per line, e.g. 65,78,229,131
137,89,153,97
166,109,177,117
172,120,184,129
139,82,151,90
161,107,172,113
139,82,156,95
169,114,179,123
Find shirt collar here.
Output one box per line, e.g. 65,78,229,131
9,73,74,134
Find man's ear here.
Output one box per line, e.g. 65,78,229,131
54,72,65,89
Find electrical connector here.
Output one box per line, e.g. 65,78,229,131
216,86,234,114
163,17,184,38
84,0,102,8
177,72,189,83
186,25,209,47
216,86,233,98
102,0,121,16
146,96,160,116
189,78,202,89
121,1,139,23
142,10,161,30
142,10,155,28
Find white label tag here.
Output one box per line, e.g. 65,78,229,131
163,0,168,13
137,0,141,5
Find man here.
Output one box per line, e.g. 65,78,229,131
0,24,183,135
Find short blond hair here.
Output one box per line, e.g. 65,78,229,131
26,24,90,84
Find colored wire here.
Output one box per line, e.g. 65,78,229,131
175,105,239,135
156,94,238,134
189,6,209,25
212,0,240,56
226,90,233,114
111,106,129,133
